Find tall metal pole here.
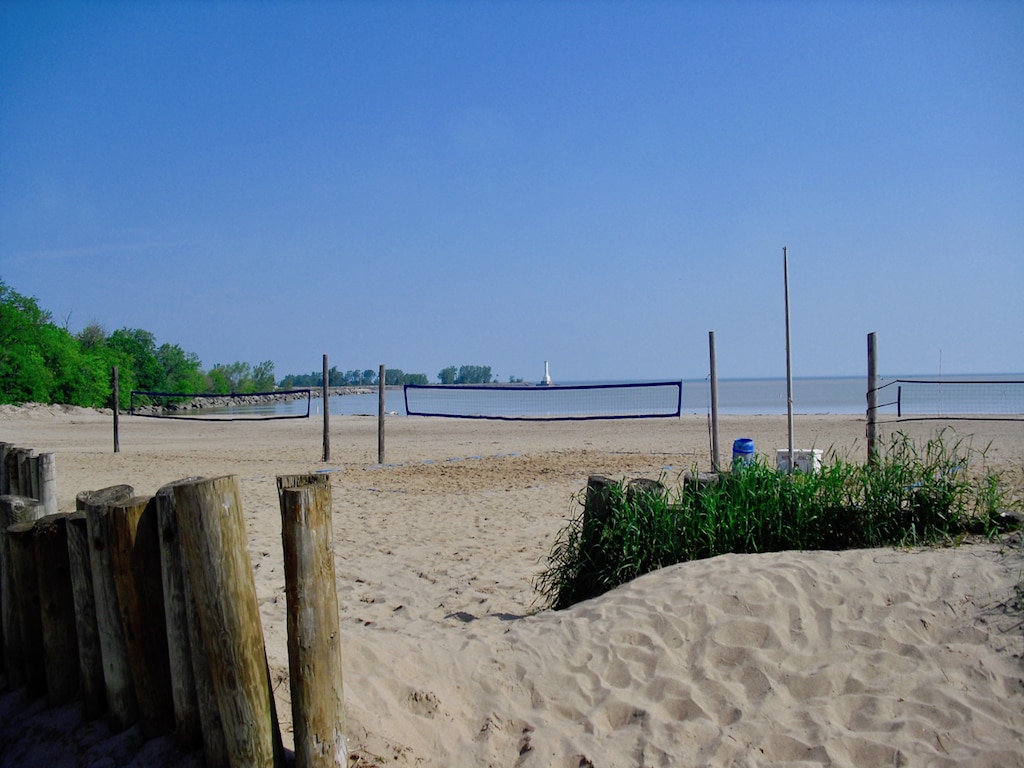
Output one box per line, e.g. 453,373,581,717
378,364,386,465
322,354,330,463
783,247,794,471
708,331,721,472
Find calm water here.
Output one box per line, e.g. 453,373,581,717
256,374,1022,418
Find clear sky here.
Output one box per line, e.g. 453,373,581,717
2,1,1021,383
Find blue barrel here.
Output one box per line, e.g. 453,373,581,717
732,438,755,468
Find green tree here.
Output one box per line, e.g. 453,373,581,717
206,360,275,394
457,365,492,384
41,325,117,407
438,366,457,384
157,343,205,394
0,279,55,404
207,362,245,393
108,328,164,392
76,322,107,351
250,360,275,392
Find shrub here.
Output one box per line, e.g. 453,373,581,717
535,430,1020,610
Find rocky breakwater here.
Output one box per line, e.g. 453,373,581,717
131,389,312,416
131,387,386,416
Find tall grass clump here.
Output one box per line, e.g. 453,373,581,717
535,430,1020,610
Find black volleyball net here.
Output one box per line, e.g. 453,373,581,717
871,379,1024,422
403,381,683,421
129,388,312,421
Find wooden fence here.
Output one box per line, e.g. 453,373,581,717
0,442,347,768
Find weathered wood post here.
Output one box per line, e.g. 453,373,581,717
8,520,45,696
867,332,879,465
3,448,21,496
27,453,40,501
173,475,283,768
378,364,386,465
0,445,5,678
82,486,140,732
152,479,204,753
0,494,44,688
709,331,721,472
113,365,120,454
277,473,347,768
38,453,58,516
584,475,616,528
627,477,666,503
34,513,80,705
0,443,10,495
108,495,174,738
14,448,34,497
579,475,618,581
67,505,109,719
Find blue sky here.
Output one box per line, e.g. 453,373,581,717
2,1,1021,383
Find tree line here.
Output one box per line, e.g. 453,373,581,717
1,278,513,409
1,279,276,409
279,364,503,389
279,368,429,388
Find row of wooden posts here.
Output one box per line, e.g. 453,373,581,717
0,442,347,768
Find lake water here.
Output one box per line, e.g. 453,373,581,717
262,374,1022,418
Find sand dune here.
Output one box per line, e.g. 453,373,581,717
1,408,1021,766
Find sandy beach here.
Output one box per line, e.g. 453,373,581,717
1,407,1022,767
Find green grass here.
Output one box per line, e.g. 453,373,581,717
535,430,1022,610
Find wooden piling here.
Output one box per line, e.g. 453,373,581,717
82,485,140,732
14,448,34,497
27,454,40,501
38,453,58,516
34,513,80,705
277,474,347,768
154,479,209,754
8,520,45,696
0,443,11,495
173,475,282,768
108,495,174,738
3,449,20,496
0,494,44,688
67,508,108,719
0,445,5,677
584,475,616,527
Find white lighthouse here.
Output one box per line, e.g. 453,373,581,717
541,361,553,386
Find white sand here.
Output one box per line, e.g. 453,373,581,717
1,407,1022,766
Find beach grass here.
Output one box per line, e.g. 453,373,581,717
536,430,1022,610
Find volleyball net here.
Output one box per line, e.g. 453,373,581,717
403,381,683,421
871,379,1024,422
129,388,312,421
